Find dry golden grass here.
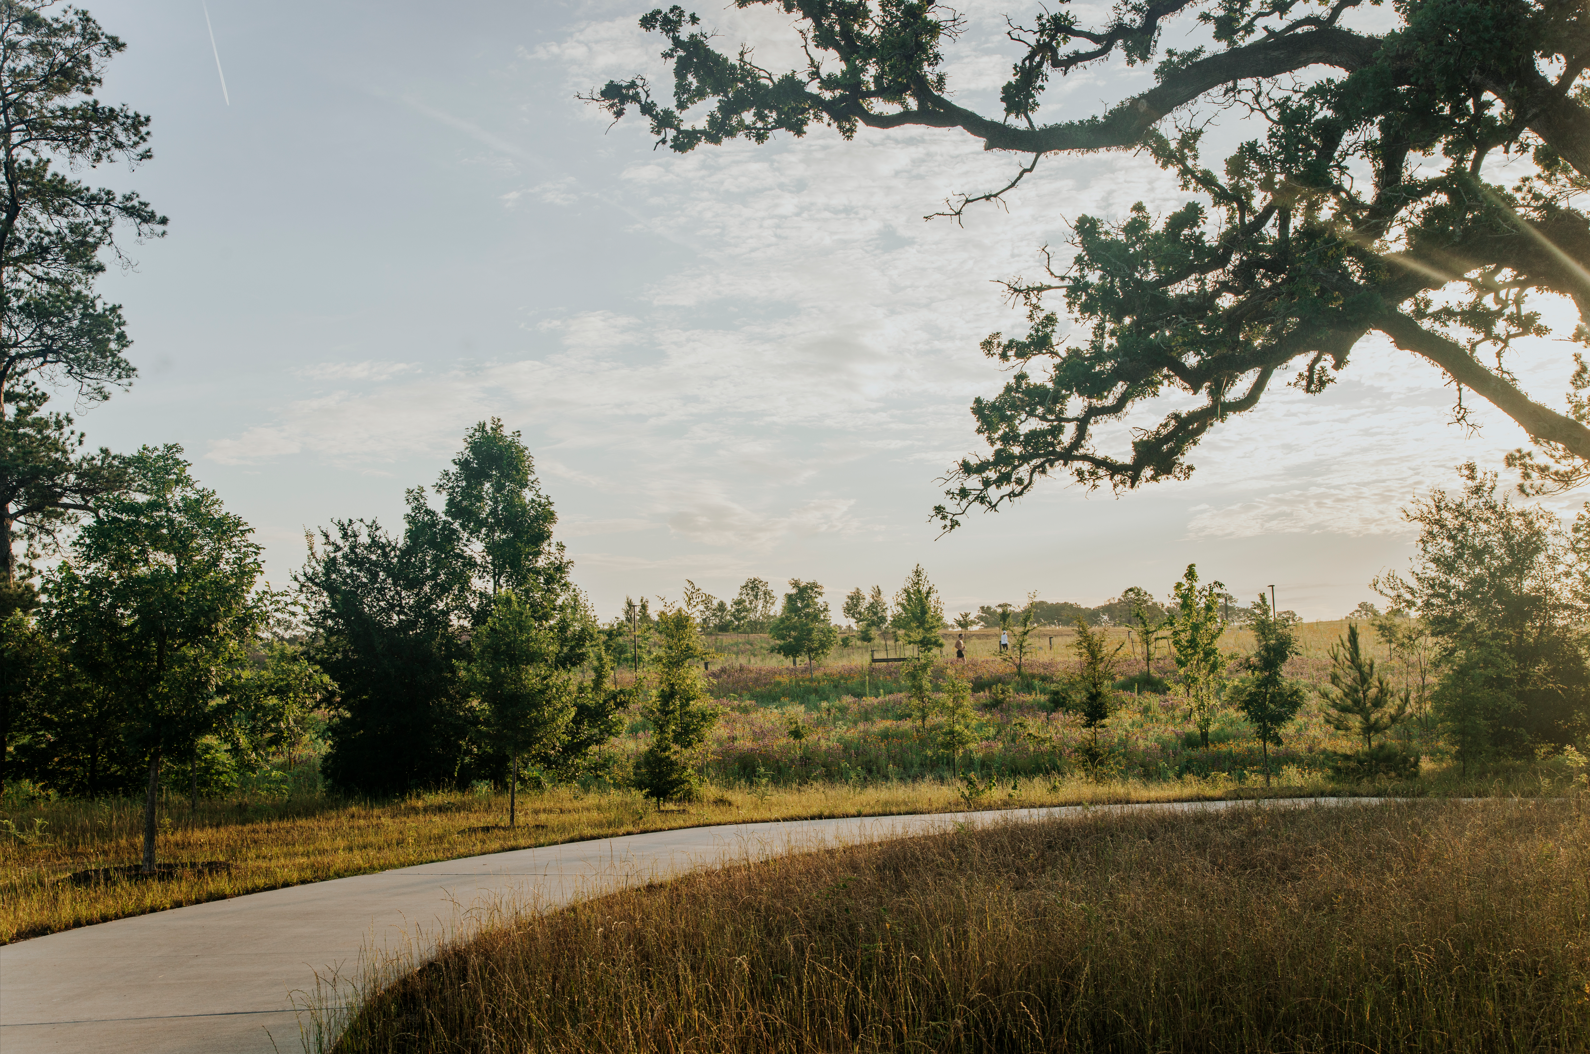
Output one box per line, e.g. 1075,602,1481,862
0,775,1356,945
334,797,1590,1054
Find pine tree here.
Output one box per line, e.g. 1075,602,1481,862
935,666,976,778
634,609,717,806
1057,618,1123,774
1320,624,1408,752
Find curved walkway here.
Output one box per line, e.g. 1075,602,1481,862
0,796,1373,1054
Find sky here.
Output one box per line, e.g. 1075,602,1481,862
62,0,1584,621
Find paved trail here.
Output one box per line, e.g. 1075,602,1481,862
0,797,1363,1054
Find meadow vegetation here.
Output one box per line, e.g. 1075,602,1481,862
330,798,1590,1054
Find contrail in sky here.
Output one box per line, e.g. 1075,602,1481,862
202,0,230,106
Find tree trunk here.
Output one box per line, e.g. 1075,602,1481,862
190,759,198,816
141,745,162,873
1262,739,1271,788
509,752,518,829
0,499,12,586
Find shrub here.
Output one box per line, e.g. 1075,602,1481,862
1329,743,1421,782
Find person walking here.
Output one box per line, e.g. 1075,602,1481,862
999,629,1009,653
955,634,965,662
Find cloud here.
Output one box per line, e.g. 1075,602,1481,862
210,0,1587,619
295,361,419,383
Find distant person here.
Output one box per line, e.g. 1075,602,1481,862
955,634,965,662
999,629,1009,653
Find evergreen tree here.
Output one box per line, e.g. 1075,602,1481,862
461,587,597,827
1,1,162,593
298,487,477,796
891,564,945,654
1320,623,1409,752
1057,619,1124,772
902,651,935,730
935,666,977,778
634,608,717,806
1228,595,1307,786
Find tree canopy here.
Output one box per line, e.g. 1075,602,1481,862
43,445,270,869
0,0,157,590
595,0,1590,518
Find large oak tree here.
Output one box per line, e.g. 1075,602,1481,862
592,0,1590,518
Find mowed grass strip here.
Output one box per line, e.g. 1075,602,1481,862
334,799,1590,1054
2,776,1320,944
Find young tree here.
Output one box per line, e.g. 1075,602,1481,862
1001,591,1039,679
891,564,945,654
1058,619,1124,767
902,651,936,730
728,576,775,639
858,585,891,648
1320,623,1409,752
620,595,655,671
1429,642,1515,775
1228,595,1307,786
952,611,974,631
1121,586,1168,674
842,586,871,640
460,587,596,827
1168,564,1227,749
595,4,1590,514
435,419,561,604
634,608,717,806
769,579,839,676
43,446,270,871
237,642,334,782
1377,464,1589,751
1371,608,1437,738
936,666,977,778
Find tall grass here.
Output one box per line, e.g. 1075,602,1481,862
333,798,1590,1054
0,775,1354,944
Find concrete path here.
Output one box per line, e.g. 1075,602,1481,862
0,797,1362,1054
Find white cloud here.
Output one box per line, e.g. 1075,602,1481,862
295,361,419,383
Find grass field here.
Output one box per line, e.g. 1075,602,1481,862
330,797,1590,1054
2,757,1578,946
3,621,1581,946
1,775,1355,945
